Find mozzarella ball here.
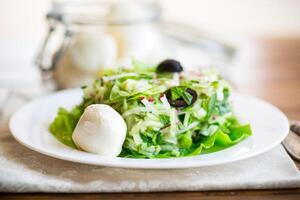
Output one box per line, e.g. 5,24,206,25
72,104,127,156
53,51,94,89
110,25,159,59
70,32,118,72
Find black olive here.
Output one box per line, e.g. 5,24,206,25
157,59,183,73
165,87,197,108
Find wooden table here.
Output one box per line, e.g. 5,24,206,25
2,38,300,199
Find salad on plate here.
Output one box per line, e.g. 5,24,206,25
49,59,252,158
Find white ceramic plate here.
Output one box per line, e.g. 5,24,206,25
9,88,289,169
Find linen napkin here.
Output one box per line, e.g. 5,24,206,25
0,89,299,192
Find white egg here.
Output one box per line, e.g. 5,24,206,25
72,104,127,156
70,32,118,72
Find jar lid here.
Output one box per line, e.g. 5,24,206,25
47,0,161,25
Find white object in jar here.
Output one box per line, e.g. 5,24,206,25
72,104,127,157
109,1,168,64
53,51,94,88
70,32,118,72
111,25,161,58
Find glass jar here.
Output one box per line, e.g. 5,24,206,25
36,0,235,89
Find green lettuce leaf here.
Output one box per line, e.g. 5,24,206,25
189,124,252,156
49,106,84,148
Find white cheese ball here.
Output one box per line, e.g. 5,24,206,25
72,104,127,156
110,25,160,59
53,51,94,89
70,32,118,72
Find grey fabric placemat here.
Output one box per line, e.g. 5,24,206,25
0,89,299,192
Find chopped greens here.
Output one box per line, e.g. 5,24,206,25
49,62,252,158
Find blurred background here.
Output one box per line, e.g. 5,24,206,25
0,0,299,118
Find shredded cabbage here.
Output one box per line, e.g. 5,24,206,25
49,63,252,158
